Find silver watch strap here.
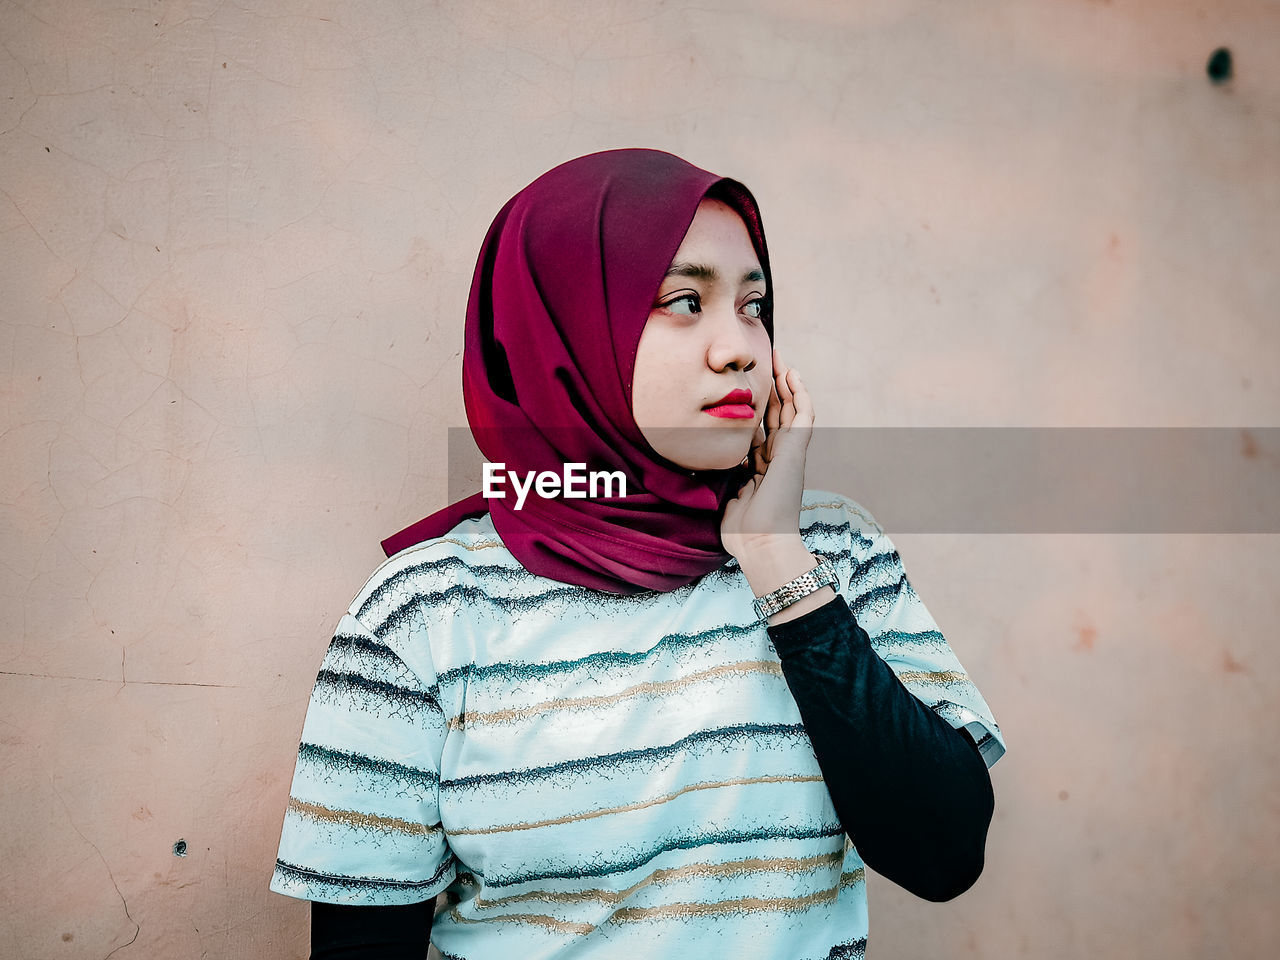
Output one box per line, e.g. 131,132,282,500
752,559,837,620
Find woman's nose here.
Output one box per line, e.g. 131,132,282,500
706,305,758,373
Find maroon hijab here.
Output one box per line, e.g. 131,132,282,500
381,149,773,594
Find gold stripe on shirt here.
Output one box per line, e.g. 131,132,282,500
802,500,851,512
894,669,969,685
287,797,439,837
398,536,505,557
447,907,597,936
468,850,846,910
436,537,504,551
611,882,842,922
449,660,786,731
447,774,825,836
450,871,851,933
801,498,876,525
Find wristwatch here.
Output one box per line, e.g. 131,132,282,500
752,559,837,621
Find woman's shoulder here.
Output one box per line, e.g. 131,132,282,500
800,488,884,548
346,513,519,625
329,513,524,682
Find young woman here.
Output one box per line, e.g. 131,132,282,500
270,149,1006,960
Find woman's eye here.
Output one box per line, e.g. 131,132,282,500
743,299,765,320
664,294,701,315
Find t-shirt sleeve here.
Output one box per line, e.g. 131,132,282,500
824,496,1007,769
269,610,457,905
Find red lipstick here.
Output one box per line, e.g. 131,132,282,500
702,388,755,420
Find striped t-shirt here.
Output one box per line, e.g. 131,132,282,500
271,490,1005,959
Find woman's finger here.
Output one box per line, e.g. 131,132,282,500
789,368,815,428
764,377,781,441
751,420,768,474
776,351,803,432
775,352,794,406
774,351,792,404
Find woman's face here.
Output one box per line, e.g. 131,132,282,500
631,197,773,471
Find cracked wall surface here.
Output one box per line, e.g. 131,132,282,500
1,1,1278,957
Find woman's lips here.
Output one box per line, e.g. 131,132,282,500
702,387,755,420
703,403,756,419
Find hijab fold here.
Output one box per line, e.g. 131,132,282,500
381,149,773,594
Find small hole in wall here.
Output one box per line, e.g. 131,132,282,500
1207,47,1232,84
172,839,188,857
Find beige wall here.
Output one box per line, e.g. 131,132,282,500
3,1,1277,956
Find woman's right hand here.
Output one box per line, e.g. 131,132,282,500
720,348,815,563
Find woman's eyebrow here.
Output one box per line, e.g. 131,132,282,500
664,262,766,284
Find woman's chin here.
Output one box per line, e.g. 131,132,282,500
642,424,756,473
672,442,754,473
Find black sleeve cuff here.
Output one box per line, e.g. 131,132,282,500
765,593,860,656
310,898,434,960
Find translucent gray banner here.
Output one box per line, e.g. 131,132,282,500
447,428,1280,533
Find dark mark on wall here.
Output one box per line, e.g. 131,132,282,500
1241,429,1257,459
1221,650,1248,674
173,839,188,857
1207,47,1232,84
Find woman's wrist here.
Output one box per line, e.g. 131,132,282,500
736,536,837,625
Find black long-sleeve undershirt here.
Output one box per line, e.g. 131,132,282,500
309,594,994,957
767,593,995,903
